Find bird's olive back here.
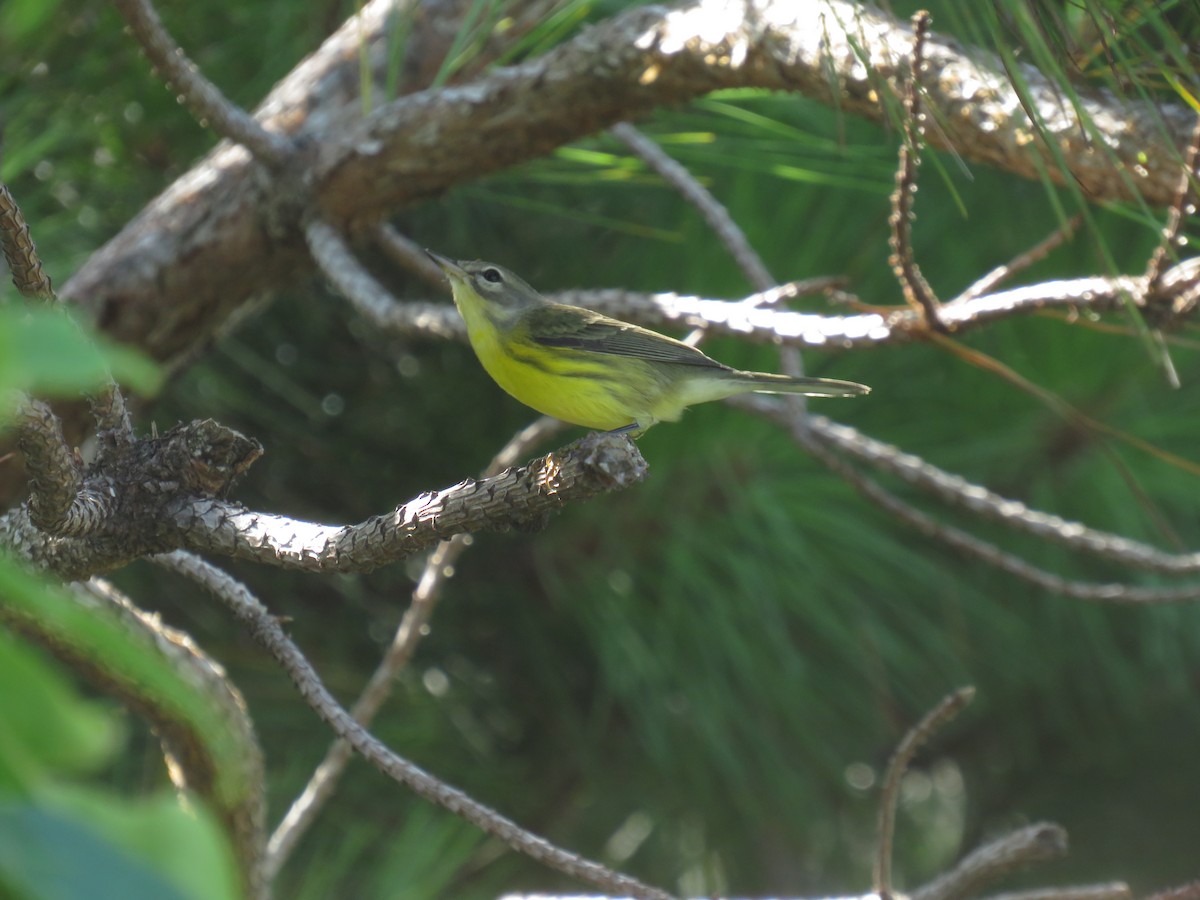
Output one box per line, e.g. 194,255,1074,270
460,261,546,312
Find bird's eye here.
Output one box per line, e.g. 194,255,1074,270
481,267,503,284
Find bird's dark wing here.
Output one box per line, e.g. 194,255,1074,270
527,304,730,370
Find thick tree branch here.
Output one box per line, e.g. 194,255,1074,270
62,0,1195,370
175,431,645,572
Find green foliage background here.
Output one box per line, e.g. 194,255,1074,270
2,0,1199,896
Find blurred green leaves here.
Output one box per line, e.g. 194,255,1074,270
0,577,240,900
0,304,160,399
0,303,235,899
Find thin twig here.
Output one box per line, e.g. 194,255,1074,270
158,550,674,900
960,214,1083,302
112,0,292,165
875,686,975,897
1146,117,1200,290
310,217,462,339
984,885,1132,900
611,123,773,291
776,407,1200,603
0,183,53,300
264,416,564,879
912,823,1069,900
888,10,943,331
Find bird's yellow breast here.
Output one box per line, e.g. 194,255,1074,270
469,322,654,431
453,279,685,431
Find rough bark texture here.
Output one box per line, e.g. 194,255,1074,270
1,424,643,581
61,0,1194,371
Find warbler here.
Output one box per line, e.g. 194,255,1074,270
427,251,869,433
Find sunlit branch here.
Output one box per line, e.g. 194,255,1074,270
888,10,943,331
175,430,646,572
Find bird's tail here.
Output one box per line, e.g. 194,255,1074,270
731,369,870,398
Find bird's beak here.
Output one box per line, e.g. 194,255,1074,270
425,249,467,285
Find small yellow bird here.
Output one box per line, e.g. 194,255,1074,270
428,252,869,433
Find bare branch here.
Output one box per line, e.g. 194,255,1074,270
795,411,1200,576
611,122,772,291
960,215,1082,302
63,0,1197,369
0,183,53,300
159,550,674,900
264,416,565,879
875,686,975,897
551,271,1154,350
913,823,1069,900
888,10,942,331
175,430,645,572
111,0,292,164
308,217,461,339
755,400,1200,603
984,885,1132,900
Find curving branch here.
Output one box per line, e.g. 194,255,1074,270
913,824,1071,900
888,10,943,331
159,550,673,900
112,0,292,164
264,415,565,879
797,411,1200,576
0,183,54,300
876,686,975,897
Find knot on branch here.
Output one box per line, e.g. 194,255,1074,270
150,418,263,496
6,412,262,579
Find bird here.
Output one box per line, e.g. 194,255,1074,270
427,251,869,434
